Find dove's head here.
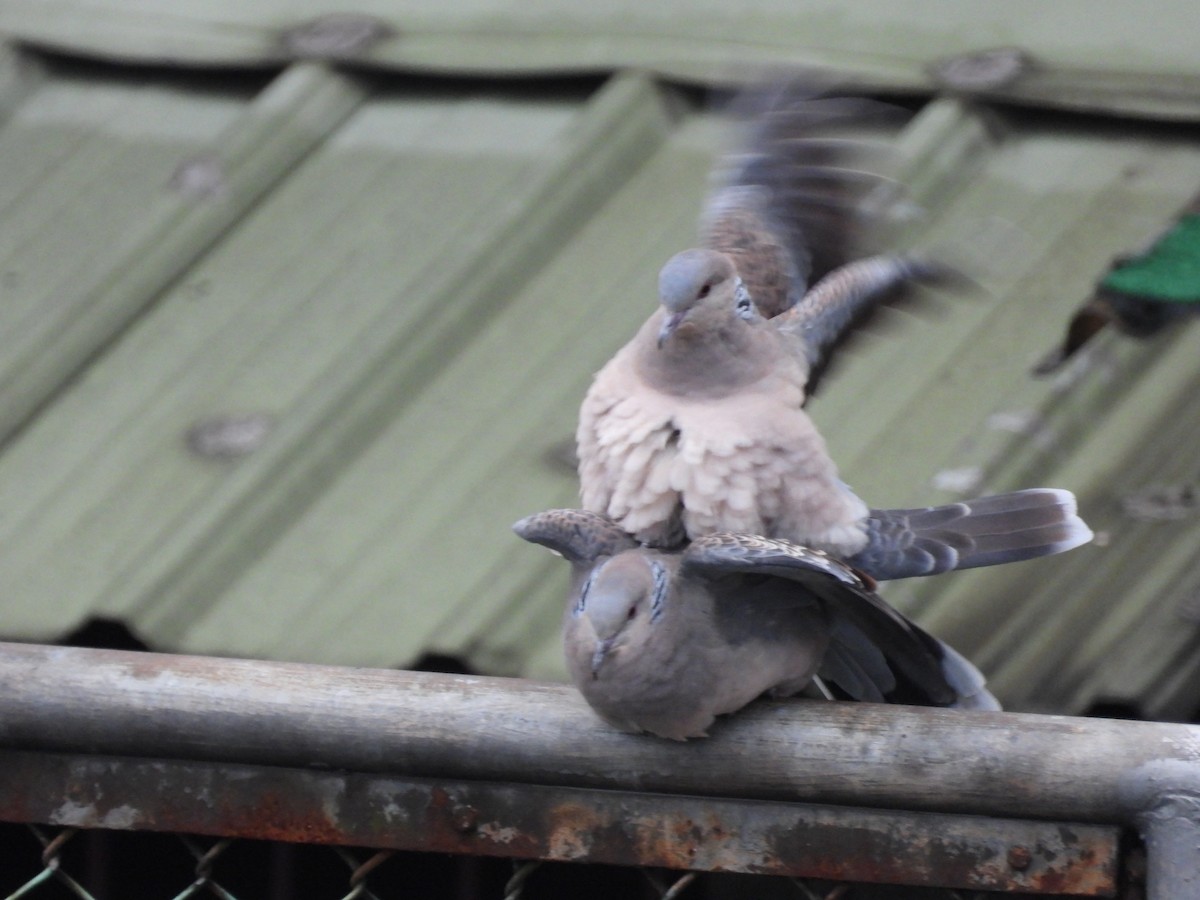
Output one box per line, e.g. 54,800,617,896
576,553,670,678
657,249,757,348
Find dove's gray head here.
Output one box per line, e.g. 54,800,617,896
657,248,756,347
576,553,669,677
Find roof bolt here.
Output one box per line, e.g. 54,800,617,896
282,14,394,59
930,47,1029,91
185,413,274,460
1007,845,1032,871
452,806,479,833
169,153,228,200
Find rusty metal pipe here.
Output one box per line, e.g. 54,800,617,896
0,642,1198,825
0,750,1119,895
1120,760,1200,900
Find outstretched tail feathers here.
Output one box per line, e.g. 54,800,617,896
848,488,1093,581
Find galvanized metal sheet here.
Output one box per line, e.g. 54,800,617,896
3,2,1200,118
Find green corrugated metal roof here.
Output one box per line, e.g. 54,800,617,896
0,4,1198,720
4,1,1200,119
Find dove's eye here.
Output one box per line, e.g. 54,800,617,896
697,283,712,299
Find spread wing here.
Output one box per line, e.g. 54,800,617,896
513,509,637,565
700,87,961,392
681,532,961,706
701,91,907,320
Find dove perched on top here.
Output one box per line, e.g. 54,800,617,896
578,247,945,556
514,509,1002,740
576,91,1093,573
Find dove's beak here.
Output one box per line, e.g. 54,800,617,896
591,638,615,678
657,311,685,348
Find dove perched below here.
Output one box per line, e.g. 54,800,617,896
577,92,957,554
514,509,1002,741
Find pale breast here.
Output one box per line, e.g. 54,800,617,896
579,357,867,553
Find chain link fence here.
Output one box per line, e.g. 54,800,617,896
4,823,1061,900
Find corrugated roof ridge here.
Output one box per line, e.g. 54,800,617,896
126,72,675,644
6,4,1200,119
0,61,367,446
923,327,1200,710
888,97,996,225
0,43,45,125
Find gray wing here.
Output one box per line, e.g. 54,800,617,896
701,88,966,391
847,488,1093,580
681,533,958,705
820,617,896,703
934,641,1001,711
702,91,907,320
774,253,960,391
821,610,998,709
512,509,637,565
681,532,863,589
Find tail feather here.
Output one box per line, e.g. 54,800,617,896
848,488,1093,580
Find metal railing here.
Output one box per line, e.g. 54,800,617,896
1,642,1197,898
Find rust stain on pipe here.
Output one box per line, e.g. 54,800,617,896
0,750,1117,895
